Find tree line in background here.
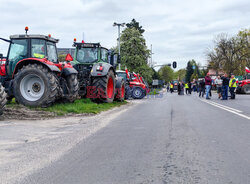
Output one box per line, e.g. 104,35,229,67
207,29,250,76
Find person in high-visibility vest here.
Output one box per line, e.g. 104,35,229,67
170,83,174,93
229,74,237,99
185,82,189,95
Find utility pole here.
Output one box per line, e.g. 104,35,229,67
113,22,125,70
150,44,153,67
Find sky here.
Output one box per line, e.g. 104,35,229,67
0,0,249,70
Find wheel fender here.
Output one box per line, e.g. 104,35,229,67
90,63,114,77
61,67,78,77
13,59,61,78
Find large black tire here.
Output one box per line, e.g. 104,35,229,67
0,84,7,115
13,64,58,107
131,87,145,99
63,74,79,102
91,70,115,103
115,80,125,102
242,84,250,94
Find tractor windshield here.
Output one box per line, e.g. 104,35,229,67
117,72,127,80
47,42,58,63
76,48,98,63
8,39,28,63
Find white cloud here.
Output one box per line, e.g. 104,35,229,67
0,0,249,69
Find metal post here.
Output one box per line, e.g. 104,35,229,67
113,22,125,71
118,25,121,70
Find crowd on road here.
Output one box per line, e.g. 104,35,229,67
167,73,237,100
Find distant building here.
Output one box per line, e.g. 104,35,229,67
57,48,75,56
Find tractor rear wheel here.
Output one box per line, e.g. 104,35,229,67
115,80,125,101
13,64,58,107
131,87,145,99
91,70,115,103
0,84,7,115
242,84,250,94
63,74,79,102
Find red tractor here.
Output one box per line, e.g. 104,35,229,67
0,27,79,107
116,69,149,99
236,74,250,94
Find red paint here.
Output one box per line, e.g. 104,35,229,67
107,77,114,98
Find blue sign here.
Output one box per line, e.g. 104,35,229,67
192,65,196,70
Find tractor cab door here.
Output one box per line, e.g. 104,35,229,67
7,39,28,76
46,41,58,63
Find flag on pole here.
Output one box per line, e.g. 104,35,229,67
245,67,250,73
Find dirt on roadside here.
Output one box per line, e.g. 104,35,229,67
0,105,57,121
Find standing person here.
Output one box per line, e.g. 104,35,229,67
221,73,229,100
167,83,170,92
188,82,192,94
205,73,212,99
185,82,189,95
199,79,205,97
170,83,174,93
229,74,237,99
215,76,223,99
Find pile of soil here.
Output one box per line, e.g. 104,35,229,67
1,105,57,120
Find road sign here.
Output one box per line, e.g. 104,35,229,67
192,65,196,70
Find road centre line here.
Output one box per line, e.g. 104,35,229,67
201,99,250,120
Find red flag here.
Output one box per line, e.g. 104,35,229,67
245,67,250,73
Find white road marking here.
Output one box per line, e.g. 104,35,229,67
201,99,250,120
206,100,242,113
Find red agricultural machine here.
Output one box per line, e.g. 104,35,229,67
116,69,150,99
0,27,79,107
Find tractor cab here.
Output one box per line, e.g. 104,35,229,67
72,42,108,64
2,34,59,78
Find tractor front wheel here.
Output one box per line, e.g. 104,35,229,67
242,84,250,94
63,74,79,102
0,84,7,115
131,87,145,99
115,80,125,101
13,64,58,107
91,70,115,103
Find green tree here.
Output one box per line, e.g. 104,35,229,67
126,19,145,34
174,69,186,81
158,65,174,82
120,27,152,82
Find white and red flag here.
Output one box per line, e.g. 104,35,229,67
245,67,250,73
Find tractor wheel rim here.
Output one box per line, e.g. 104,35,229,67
20,74,45,102
134,88,142,97
121,84,125,98
107,77,114,99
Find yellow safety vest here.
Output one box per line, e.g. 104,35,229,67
185,83,189,88
170,84,173,88
33,53,45,59
229,78,237,87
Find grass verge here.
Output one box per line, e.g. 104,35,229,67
148,88,161,95
7,98,128,116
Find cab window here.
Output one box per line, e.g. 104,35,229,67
47,42,58,63
8,39,28,63
101,48,108,62
31,39,46,59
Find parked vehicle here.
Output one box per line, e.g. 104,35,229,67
67,40,125,103
236,74,250,94
0,27,79,107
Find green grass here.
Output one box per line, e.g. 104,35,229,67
41,99,127,115
7,98,127,116
149,88,161,95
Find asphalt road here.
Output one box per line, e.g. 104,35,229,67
2,91,250,184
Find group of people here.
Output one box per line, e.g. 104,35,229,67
203,73,237,100
167,73,237,100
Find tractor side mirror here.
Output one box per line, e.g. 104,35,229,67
0,54,3,59
65,53,73,62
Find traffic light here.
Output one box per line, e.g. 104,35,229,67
173,61,177,68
